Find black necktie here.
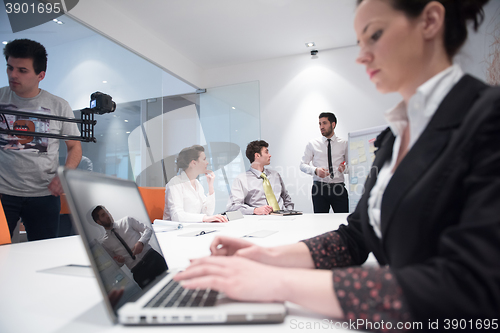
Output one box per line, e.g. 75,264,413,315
111,229,136,260
327,139,334,178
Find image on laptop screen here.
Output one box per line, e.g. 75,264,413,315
60,168,287,326
59,169,168,313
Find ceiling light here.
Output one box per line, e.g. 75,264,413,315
2,41,7,45
231,107,235,109
305,42,315,47
126,131,130,134
124,120,128,122
102,81,107,83
53,19,64,25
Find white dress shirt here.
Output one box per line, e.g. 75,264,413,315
368,64,464,238
163,171,215,222
227,167,294,215
300,134,348,184
100,216,153,270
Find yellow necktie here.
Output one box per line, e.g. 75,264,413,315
260,173,280,211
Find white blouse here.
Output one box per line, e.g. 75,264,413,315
367,64,464,238
163,171,215,222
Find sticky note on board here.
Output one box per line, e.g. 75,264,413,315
350,142,358,150
351,159,358,165
371,155,375,162
350,185,356,192
359,155,367,163
369,146,376,153
358,141,365,148
357,148,365,156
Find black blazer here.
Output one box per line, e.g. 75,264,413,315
337,75,500,321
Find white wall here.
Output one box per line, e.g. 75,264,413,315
455,0,500,85
66,0,500,214
200,0,500,213
0,34,196,110
67,0,203,88
6,0,496,213
202,47,399,213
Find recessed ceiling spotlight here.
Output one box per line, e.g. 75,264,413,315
305,42,315,47
53,19,64,25
102,81,107,83
124,119,128,122
232,107,235,109
2,41,7,45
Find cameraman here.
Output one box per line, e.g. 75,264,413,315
0,39,82,241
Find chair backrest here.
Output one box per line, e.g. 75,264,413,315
138,187,166,223
60,193,71,215
0,199,12,245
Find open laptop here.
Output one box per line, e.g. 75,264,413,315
58,168,286,325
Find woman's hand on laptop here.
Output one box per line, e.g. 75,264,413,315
174,256,286,303
210,236,315,268
173,256,344,318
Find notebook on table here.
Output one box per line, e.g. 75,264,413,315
58,168,286,325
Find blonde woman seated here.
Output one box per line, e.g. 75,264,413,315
163,145,228,223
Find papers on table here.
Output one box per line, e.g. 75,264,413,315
152,219,186,232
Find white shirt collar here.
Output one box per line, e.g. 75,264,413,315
321,134,337,143
384,64,463,147
179,170,189,182
105,222,117,233
250,167,269,178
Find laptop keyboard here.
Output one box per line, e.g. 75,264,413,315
145,280,218,308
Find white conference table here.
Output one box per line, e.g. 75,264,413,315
0,213,372,333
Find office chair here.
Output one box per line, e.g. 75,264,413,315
0,199,11,245
138,187,166,223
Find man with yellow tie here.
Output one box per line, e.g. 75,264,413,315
227,140,294,215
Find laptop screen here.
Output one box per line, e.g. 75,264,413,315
59,168,168,319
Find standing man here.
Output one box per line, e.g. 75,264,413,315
227,140,294,215
300,112,348,213
92,206,167,289
0,39,82,241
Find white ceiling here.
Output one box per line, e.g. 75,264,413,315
0,4,95,48
1,0,358,69
109,0,359,69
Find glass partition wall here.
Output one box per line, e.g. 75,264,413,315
131,81,260,213
0,11,260,216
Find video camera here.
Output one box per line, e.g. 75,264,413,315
0,91,117,143
90,92,116,114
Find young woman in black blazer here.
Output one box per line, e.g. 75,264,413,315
175,0,500,328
